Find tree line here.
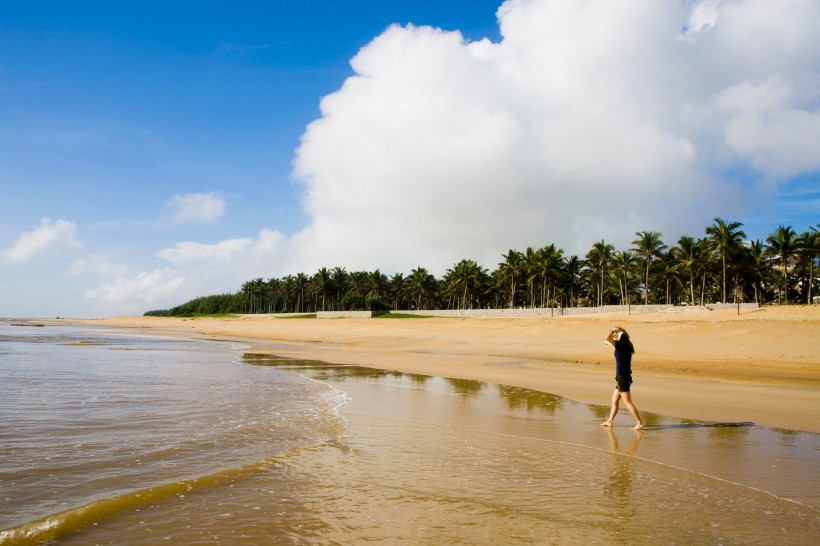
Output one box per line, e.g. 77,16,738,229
144,218,819,316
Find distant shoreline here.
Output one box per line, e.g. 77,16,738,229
53,305,820,433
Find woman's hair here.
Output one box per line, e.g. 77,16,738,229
619,331,635,354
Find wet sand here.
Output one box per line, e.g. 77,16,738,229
67,305,820,433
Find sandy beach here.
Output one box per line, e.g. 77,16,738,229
68,305,820,433
4,312,819,543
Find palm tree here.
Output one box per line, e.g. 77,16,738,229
241,280,253,313
744,240,768,304
766,225,798,304
388,273,406,310
631,231,666,305
407,267,437,310
281,275,295,312
309,268,332,311
706,218,747,303
293,273,309,312
537,244,564,309
796,227,819,304
242,277,265,313
523,247,540,307
365,269,389,301
611,250,638,305
561,255,583,308
446,259,489,309
498,250,525,308
660,251,684,304
329,267,349,311
669,236,699,306
585,240,614,306
347,271,370,297
732,240,769,305
265,277,282,313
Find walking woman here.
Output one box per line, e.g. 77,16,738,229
600,326,645,430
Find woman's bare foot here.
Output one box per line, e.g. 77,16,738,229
633,422,645,430
600,421,613,427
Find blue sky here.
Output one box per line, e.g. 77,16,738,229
1,0,819,317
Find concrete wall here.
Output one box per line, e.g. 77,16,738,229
387,303,759,319
316,311,387,319
251,304,760,320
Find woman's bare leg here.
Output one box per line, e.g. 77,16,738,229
621,391,644,430
600,389,620,427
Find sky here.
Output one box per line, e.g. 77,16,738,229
1,0,819,318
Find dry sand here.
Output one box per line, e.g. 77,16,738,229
67,305,820,433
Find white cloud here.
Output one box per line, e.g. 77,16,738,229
163,192,226,225
681,0,724,39
85,229,288,313
84,268,190,315
68,254,129,278
717,76,820,177
1,218,83,264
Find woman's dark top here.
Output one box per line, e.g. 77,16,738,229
613,339,633,376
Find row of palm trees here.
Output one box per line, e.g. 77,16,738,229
145,219,818,316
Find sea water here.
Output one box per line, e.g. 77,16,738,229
1,323,818,545
0,324,345,544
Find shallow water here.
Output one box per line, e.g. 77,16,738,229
1,325,818,545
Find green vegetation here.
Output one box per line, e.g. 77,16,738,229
145,219,820,316
145,293,244,316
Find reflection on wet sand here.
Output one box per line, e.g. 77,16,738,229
604,427,644,498
602,428,644,536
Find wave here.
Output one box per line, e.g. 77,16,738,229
0,441,339,546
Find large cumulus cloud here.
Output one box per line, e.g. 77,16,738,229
289,0,820,274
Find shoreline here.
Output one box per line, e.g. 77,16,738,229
57,306,820,433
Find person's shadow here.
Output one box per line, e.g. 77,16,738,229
641,421,754,430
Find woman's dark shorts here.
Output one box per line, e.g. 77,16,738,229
615,374,633,392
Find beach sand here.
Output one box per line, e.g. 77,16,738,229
69,305,820,433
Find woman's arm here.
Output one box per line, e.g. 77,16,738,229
604,327,620,346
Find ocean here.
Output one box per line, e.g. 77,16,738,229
1,323,818,544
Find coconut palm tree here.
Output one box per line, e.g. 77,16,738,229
660,250,684,304
766,225,798,304
498,249,525,308
743,240,768,304
706,218,747,304
796,228,819,304
537,244,564,309
631,231,666,305
293,273,309,313
281,275,295,312
561,255,583,308
445,259,489,309
365,269,389,301
346,271,370,297
522,247,541,307
669,236,700,306
407,267,437,310
585,240,614,306
611,250,638,305
388,273,407,310
310,268,332,311
265,277,282,313
241,280,254,313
